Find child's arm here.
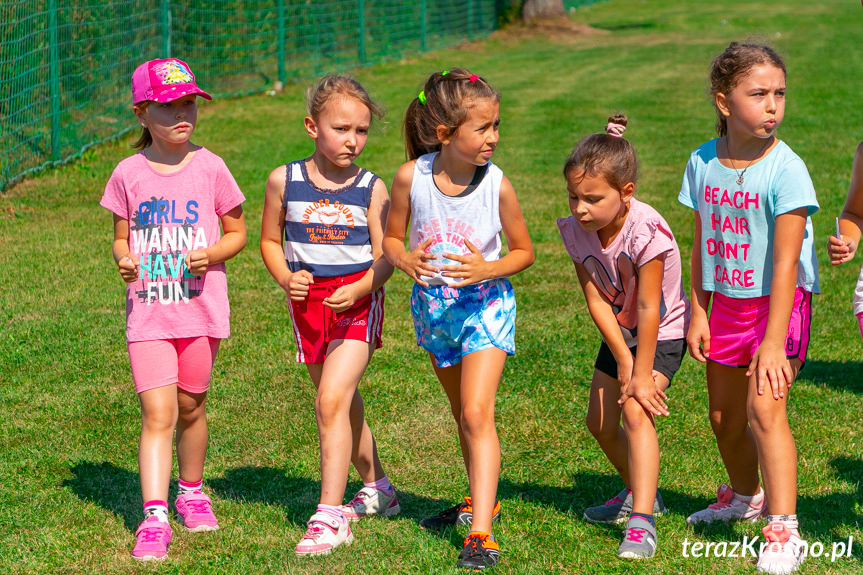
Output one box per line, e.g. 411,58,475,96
829,141,863,265
574,262,635,389
186,205,247,275
687,211,712,362
260,166,314,300
382,161,438,286
111,214,139,283
619,256,669,417
748,207,808,399
324,178,395,312
443,175,534,286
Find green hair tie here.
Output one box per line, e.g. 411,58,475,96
417,90,426,105
441,70,449,76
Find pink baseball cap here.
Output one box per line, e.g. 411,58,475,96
131,58,212,105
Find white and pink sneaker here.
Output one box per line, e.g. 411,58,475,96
341,486,400,522
686,483,765,525
295,512,353,556
757,522,806,574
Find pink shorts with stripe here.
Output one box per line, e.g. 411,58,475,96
128,336,220,394
708,287,812,368
289,270,384,364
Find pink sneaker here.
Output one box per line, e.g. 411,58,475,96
132,516,172,561
175,492,219,532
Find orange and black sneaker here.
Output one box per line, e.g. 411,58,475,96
457,532,500,570
419,496,502,530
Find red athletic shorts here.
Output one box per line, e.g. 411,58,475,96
288,270,384,364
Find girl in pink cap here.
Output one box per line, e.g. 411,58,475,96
100,58,247,561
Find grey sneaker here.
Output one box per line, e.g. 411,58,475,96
618,515,657,559
583,488,667,524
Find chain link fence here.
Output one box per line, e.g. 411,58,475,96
0,0,506,191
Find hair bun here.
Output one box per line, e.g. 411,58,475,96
605,114,627,138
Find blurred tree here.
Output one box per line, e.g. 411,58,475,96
522,0,565,20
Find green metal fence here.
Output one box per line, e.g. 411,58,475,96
0,0,504,191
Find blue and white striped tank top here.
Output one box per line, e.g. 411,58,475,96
282,160,377,277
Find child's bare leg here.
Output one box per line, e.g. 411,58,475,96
585,370,629,487
308,339,373,506
459,347,506,534
432,357,470,475
176,389,208,483
622,373,669,515
138,385,179,502
707,362,760,495
747,359,801,515
346,342,386,482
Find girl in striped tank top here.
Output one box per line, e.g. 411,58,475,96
261,75,398,556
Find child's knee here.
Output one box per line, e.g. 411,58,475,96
746,399,787,435
460,402,494,435
315,389,348,424
621,400,651,433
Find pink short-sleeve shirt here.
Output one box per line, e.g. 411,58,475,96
100,148,245,342
557,198,689,345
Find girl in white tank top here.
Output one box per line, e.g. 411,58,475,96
382,68,533,571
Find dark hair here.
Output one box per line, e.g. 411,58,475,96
563,114,638,191
131,102,152,150
709,42,786,136
403,68,499,160
306,74,384,123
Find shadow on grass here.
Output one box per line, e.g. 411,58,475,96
800,360,863,395
209,466,446,529
62,461,145,532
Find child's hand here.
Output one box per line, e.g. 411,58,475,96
282,269,314,301
398,237,438,287
442,240,492,287
827,234,857,265
619,370,669,417
324,284,359,313
186,249,210,276
117,254,139,283
747,341,794,400
686,315,711,362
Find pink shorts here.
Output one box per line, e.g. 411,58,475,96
708,288,812,367
288,270,384,364
128,336,221,394
857,312,863,341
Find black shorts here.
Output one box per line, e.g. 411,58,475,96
594,338,686,382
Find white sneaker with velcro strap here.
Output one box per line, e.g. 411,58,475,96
294,512,353,556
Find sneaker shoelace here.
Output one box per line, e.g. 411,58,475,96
138,527,166,542
185,499,212,514
464,534,490,555
302,522,331,540
625,528,646,543
605,495,624,507
348,491,370,506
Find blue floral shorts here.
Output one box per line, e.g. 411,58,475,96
410,278,516,368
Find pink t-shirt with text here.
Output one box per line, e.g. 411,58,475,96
100,148,245,342
557,198,689,346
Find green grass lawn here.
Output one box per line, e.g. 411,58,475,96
2,1,862,573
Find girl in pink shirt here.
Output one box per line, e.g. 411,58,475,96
557,115,689,561
100,58,246,562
